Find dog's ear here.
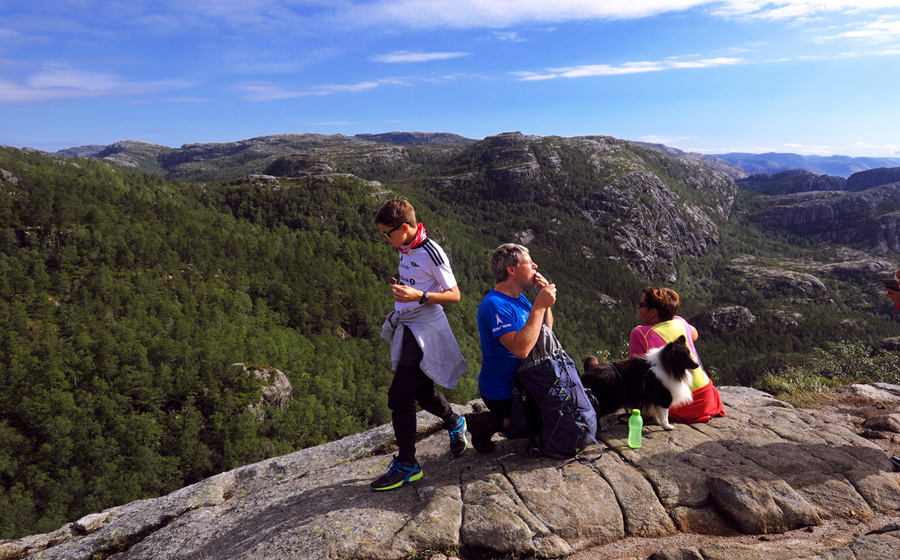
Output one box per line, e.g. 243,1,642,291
675,334,686,345
583,356,599,370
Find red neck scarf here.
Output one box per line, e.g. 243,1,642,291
398,223,426,254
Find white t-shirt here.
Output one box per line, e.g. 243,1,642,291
395,238,457,312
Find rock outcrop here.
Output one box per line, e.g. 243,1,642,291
737,169,846,195
354,132,477,147
232,363,293,420
749,184,900,253
846,167,900,191
8,385,900,560
726,258,829,298
690,306,756,334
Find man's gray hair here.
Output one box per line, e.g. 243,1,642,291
490,243,529,283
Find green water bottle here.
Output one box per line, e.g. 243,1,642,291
628,409,643,449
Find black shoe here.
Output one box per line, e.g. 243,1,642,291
466,411,498,453
891,456,900,472
448,415,469,456
370,456,422,491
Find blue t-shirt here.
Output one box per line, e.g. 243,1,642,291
477,289,532,400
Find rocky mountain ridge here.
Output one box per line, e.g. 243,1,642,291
36,130,900,281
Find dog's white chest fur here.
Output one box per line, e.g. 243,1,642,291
644,347,694,408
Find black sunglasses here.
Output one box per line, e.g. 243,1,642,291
380,223,405,240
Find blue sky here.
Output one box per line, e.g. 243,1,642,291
2,1,900,157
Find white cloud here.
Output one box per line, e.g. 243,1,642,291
313,81,384,93
519,56,743,80
853,141,900,156
816,16,900,42
372,51,470,63
343,0,713,29
493,31,524,41
0,66,195,102
237,77,407,101
338,1,900,30
641,134,693,144
235,82,309,101
782,142,841,155
711,1,900,22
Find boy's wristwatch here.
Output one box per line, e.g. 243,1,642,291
419,292,429,305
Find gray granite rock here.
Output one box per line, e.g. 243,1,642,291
13,388,900,560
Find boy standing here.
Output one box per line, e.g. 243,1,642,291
372,197,468,491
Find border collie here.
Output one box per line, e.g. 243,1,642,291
581,335,698,430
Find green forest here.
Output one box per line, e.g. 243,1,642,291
1,145,899,539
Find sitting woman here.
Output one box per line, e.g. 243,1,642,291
629,287,725,423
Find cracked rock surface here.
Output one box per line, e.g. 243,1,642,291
7,385,900,560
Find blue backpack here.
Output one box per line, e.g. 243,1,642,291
507,326,599,459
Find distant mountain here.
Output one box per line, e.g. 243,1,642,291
632,141,749,180
353,131,477,146
711,152,900,179
53,144,108,158
737,169,847,195
49,133,474,181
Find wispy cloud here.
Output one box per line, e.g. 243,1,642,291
343,0,713,29
782,142,842,155
371,51,470,63
710,1,900,22
235,82,308,101
816,16,900,42
641,134,694,144
339,1,900,30
236,77,407,101
493,31,524,42
225,47,341,73
852,141,900,156
516,56,744,80
0,66,195,102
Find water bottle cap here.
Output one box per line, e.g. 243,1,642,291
632,409,640,414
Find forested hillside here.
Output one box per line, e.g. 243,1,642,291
2,134,900,539
0,148,480,538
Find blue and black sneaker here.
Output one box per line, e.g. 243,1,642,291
448,415,469,456
370,456,422,491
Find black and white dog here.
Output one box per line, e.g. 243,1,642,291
581,335,698,430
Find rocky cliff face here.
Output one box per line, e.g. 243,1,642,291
432,132,739,281
750,183,900,253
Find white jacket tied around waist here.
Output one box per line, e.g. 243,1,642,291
381,303,468,390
